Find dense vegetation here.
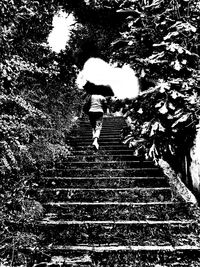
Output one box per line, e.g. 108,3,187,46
72,0,200,179
109,0,200,176
1,0,200,265
0,1,82,265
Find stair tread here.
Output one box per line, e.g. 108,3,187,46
42,176,165,179
44,201,179,206
46,167,160,170
47,245,200,252
39,187,170,191
72,137,121,139
72,151,134,153
58,160,153,164
72,141,123,144
41,219,197,225
67,154,142,158
74,146,126,148
41,176,168,188
54,161,156,168
35,116,200,264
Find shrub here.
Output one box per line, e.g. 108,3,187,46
110,0,200,167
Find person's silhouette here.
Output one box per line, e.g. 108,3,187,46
88,94,107,150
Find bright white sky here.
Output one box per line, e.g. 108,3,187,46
47,11,76,53
77,58,140,99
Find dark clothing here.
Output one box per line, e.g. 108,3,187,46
88,112,103,139
88,112,103,129
85,94,107,140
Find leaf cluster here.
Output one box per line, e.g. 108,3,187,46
110,0,200,165
0,1,83,263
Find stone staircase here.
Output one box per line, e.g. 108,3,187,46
35,116,200,266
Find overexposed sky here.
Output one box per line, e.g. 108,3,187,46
77,57,140,99
47,11,76,53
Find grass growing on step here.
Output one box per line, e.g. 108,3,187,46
71,147,115,161
45,202,200,222
39,188,172,202
40,221,200,247
32,247,200,267
91,250,200,267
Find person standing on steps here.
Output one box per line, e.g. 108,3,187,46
84,93,107,150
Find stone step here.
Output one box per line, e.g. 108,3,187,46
42,244,200,253
70,135,122,142
66,154,143,162
43,167,163,177
77,129,124,134
72,142,126,149
34,115,200,266
71,136,121,141
79,116,125,120
70,140,123,146
76,118,126,129
37,187,172,202
54,161,156,169
79,119,126,124
75,120,123,125
38,220,200,246
74,129,122,135
75,130,122,136
35,156,147,169
41,219,198,227
73,135,122,141
79,123,126,128
41,245,200,263
71,149,135,156
33,247,200,267
79,118,126,122
41,176,169,188
73,144,129,150
78,126,125,131
34,254,93,267
43,202,195,221
80,118,125,122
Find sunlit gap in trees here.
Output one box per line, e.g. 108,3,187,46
77,58,140,100
47,10,76,53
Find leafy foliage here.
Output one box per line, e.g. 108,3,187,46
1,0,200,263
110,0,200,167
0,0,82,263
0,0,77,174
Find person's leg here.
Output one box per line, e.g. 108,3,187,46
88,112,96,139
92,112,103,149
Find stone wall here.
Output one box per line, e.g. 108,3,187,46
190,126,200,195
159,159,197,204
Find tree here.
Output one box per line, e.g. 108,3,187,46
109,0,200,171
0,1,82,264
